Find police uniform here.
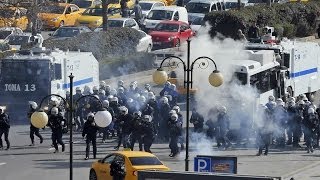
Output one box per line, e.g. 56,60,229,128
28,108,43,145
82,114,100,159
48,112,66,153
0,109,10,150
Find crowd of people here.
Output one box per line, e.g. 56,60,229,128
0,80,320,159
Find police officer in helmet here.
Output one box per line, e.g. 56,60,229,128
28,101,43,146
82,113,99,160
0,106,10,150
110,156,126,180
48,107,66,153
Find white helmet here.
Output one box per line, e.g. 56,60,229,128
118,87,124,93
169,110,176,115
93,95,100,100
161,97,168,104
305,101,311,107
219,106,227,113
169,84,176,91
100,81,106,87
171,113,178,121
111,97,118,103
287,100,295,107
105,85,111,92
50,97,59,106
133,111,142,117
308,107,315,114
277,102,285,107
297,100,305,106
119,106,128,115
76,87,81,92
99,89,106,95
118,80,124,87
165,81,171,87
87,112,94,119
102,100,109,107
51,107,59,115
173,105,180,113
268,95,275,102
93,86,99,91
287,97,295,102
107,95,114,101
29,101,38,109
110,88,117,96
139,96,146,103
145,83,151,90
144,115,152,122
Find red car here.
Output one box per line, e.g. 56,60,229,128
149,21,193,49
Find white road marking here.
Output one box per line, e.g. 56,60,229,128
0,162,7,166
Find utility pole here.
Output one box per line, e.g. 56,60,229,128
102,0,108,31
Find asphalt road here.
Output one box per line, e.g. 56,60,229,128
41,31,54,40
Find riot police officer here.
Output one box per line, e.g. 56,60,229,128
304,108,319,153
48,107,66,153
142,115,156,153
130,111,143,151
110,156,126,180
0,106,10,150
190,108,204,133
216,106,232,150
82,113,99,160
74,87,84,131
102,100,115,141
114,106,133,150
28,101,43,146
168,113,182,157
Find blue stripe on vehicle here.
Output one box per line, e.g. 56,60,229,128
62,77,93,89
290,68,318,78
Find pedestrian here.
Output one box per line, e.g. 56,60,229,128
168,113,182,157
28,101,43,146
120,0,129,18
190,108,204,133
0,106,10,150
110,156,126,180
82,113,99,160
141,115,156,153
48,107,66,153
133,0,143,27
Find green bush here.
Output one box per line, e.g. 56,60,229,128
43,28,142,61
204,1,320,38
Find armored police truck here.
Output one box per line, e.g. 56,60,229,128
0,46,99,123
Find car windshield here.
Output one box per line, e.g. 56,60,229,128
155,23,179,32
139,2,153,10
7,35,29,45
0,31,12,39
72,0,92,8
83,8,103,16
53,28,81,37
0,9,15,18
147,10,173,20
108,20,124,27
186,2,210,13
129,157,163,166
191,17,203,25
40,5,66,14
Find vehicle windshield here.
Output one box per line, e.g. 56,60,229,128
0,9,15,18
53,28,80,37
129,157,163,166
139,2,153,10
72,0,92,8
248,0,267,3
147,10,173,20
40,5,66,14
225,2,238,9
0,31,12,39
7,35,29,45
108,20,124,27
186,2,210,13
191,17,203,25
155,23,179,32
234,72,248,85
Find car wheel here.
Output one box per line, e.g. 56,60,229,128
146,44,152,52
175,39,180,47
59,21,64,28
89,169,97,180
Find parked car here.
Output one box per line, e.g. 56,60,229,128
0,27,23,43
38,3,82,29
225,0,248,10
89,150,169,180
0,7,29,31
190,16,204,35
144,6,188,30
94,18,139,31
6,33,43,50
70,0,102,12
149,20,193,49
139,0,165,17
137,30,153,52
49,26,92,40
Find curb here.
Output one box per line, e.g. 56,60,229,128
280,161,320,180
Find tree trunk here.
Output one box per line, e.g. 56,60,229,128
32,0,38,36
237,0,241,10
102,0,108,31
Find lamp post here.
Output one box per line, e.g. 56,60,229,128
31,74,112,180
153,39,223,171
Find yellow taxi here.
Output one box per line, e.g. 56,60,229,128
90,150,170,180
0,7,29,30
70,0,102,13
38,3,82,29
75,0,134,29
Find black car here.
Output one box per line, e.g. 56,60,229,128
49,26,92,40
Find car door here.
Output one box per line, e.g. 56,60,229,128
69,5,82,25
179,24,188,41
64,5,73,25
97,154,116,180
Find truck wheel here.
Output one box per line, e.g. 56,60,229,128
89,170,97,180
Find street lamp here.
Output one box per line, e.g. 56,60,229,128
153,39,223,171
31,73,112,180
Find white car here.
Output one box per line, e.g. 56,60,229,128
137,30,153,52
0,27,23,43
94,18,140,32
139,1,165,17
190,17,204,35
6,33,43,50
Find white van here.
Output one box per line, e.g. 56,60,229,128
186,0,225,23
144,6,188,30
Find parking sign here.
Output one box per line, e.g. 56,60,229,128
194,157,212,172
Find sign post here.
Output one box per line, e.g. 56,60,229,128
194,156,237,174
